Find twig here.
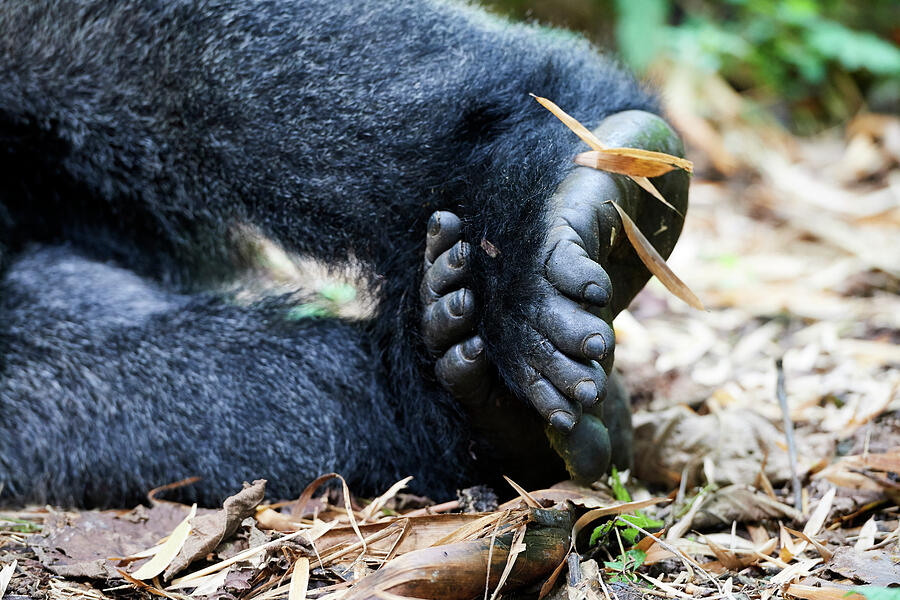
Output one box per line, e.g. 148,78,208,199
776,358,803,512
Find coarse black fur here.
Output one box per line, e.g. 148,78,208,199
0,0,658,507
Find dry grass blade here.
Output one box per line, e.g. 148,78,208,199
640,574,694,599
338,475,367,558
382,518,412,564
318,520,406,564
609,202,704,310
783,527,833,561
503,476,541,508
189,570,229,597
0,560,16,598
118,569,181,599
616,517,722,593
488,525,527,600
667,489,707,541
575,148,693,177
361,477,413,523
131,504,197,580
770,558,822,586
530,94,606,151
432,509,528,547
289,557,310,600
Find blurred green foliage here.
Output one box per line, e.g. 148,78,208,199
483,0,900,132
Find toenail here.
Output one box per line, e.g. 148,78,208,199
461,336,484,360
449,243,467,267
574,380,598,406
549,410,576,434
448,290,467,316
583,282,609,305
428,214,441,236
582,334,607,359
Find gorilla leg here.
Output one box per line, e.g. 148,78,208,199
0,0,689,497
0,0,664,403
0,245,474,507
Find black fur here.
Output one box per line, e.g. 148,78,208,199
0,0,658,506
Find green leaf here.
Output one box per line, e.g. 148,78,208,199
590,521,615,547
614,0,669,72
610,467,631,502
806,20,900,75
603,549,647,572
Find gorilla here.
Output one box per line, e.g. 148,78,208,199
0,0,688,507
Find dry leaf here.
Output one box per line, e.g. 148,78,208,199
131,504,197,580
503,476,541,509
855,517,877,551
0,560,16,598
164,480,266,579
289,558,310,600
610,202,704,310
826,547,900,587
170,524,330,587
785,584,866,600
256,508,303,532
575,148,693,177
344,518,568,600
803,487,836,538
531,95,606,151
704,537,753,570
360,477,413,523
532,94,692,217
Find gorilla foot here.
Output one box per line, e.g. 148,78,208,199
421,210,491,406
495,110,688,434
421,210,628,485
422,110,688,484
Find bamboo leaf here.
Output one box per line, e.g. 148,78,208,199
631,176,683,216
0,560,16,599
530,94,606,151
132,505,197,580
532,95,691,216
288,558,309,600
575,148,693,176
609,203,704,310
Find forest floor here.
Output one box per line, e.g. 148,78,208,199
2,74,899,600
